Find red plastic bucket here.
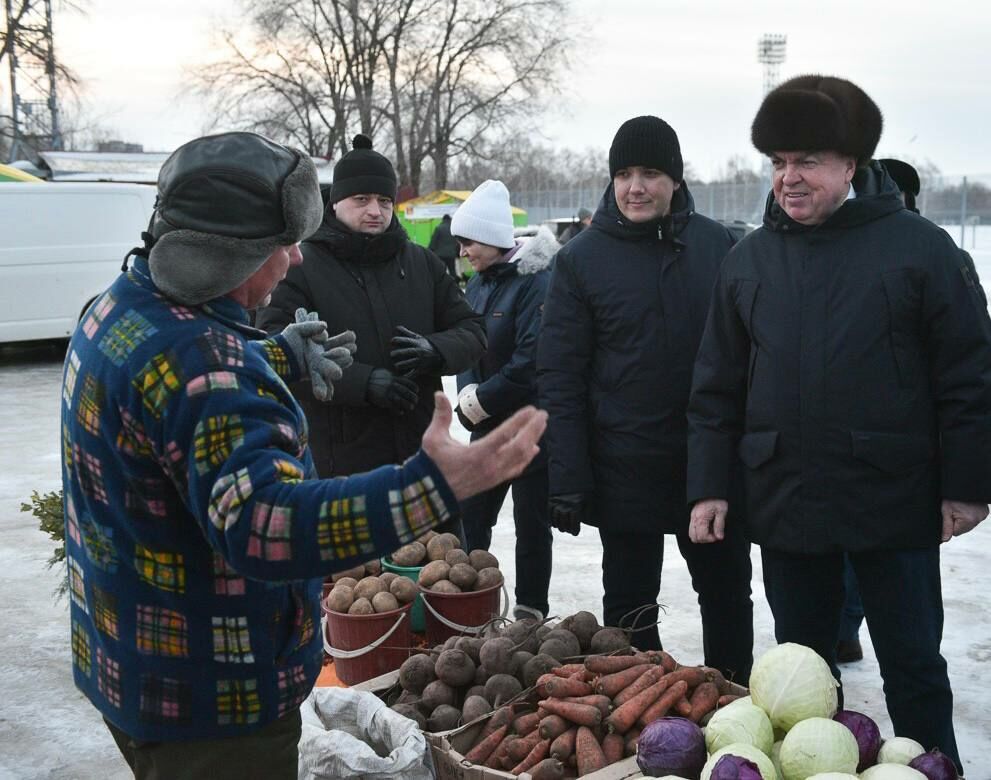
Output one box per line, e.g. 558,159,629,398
418,582,508,646
321,597,413,685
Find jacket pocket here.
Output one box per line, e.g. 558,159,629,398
881,270,921,388
738,430,778,469
850,430,933,474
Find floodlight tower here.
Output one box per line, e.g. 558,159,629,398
5,0,64,160
757,33,787,95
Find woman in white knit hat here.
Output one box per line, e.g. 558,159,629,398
451,180,559,620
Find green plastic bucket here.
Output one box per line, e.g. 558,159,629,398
381,556,425,632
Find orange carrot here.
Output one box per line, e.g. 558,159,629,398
539,714,571,741
478,704,515,741
595,664,653,698
662,666,709,689
584,652,658,675
530,758,566,780
675,695,693,717
613,665,666,707
545,676,595,698
575,726,607,777
513,712,541,736
465,723,508,764
605,677,669,734
554,663,586,677
511,738,550,776
717,693,742,708
687,681,721,723
602,732,625,765
560,694,612,718
550,726,578,760
508,729,544,762
538,699,603,728
486,734,515,769
535,673,558,698
637,679,689,729
658,650,678,672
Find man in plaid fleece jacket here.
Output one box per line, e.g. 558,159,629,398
61,133,545,778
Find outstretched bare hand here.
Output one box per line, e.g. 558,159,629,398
422,392,547,501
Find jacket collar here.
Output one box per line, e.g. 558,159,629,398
590,181,696,245
307,211,409,266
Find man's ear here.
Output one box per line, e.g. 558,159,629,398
844,156,857,183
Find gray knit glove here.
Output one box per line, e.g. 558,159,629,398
282,309,356,401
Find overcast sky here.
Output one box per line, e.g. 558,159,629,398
49,0,991,181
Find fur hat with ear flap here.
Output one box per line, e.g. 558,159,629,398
450,179,516,250
751,74,883,167
148,131,323,306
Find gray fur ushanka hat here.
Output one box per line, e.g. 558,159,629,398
148,131,324,305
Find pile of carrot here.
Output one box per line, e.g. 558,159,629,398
456,650,744,778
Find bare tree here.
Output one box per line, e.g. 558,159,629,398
191,0,577,193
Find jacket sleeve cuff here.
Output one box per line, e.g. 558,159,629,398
941,429,991,502
457,384,490,425
686,432,735,504
259,334,304,382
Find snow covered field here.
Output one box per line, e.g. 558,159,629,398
1,224,990,778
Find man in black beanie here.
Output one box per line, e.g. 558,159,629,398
538,116,754,683
688,75,991,774
258,135,485,492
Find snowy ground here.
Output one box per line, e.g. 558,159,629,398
1,229,990,778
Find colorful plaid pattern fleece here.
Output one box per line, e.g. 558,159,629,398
62,258,455,741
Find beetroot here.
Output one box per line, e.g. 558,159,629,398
908,749,960,780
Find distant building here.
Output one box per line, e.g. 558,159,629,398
96,140,145,154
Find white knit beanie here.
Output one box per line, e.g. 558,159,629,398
451,179,515,249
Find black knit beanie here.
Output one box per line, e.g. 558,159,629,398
330,134,398,204
608,116,684,182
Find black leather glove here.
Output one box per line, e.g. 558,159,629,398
366,368,419,412
390,326,442,375
548,493,588,536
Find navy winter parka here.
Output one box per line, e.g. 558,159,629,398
457,227,556,463
537,183,736,534
687,162,991,553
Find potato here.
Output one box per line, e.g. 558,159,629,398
379,571,398,586
389,576,418,604
372,591,399,613
348,597,373,615
420,680,457,711
434,649,476,688
427,703,461,732
399,653,436,695
364,559,382,576
484,673,523,707
431,579,462,594
391,541,427,568
418,560,450,587
469,549,499,570
474,567,504,591
352,576,385,601
445,548,470,567
331,564,366,582
448,563,478,590
426,535,456,562
416,530,438,544
325,585,354,613
438,532,462,549
333,576,358,591
462,695,492,723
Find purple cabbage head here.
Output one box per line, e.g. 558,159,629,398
709,754,763,780
833,708,881,770
908,749,960,780
636,717,707,779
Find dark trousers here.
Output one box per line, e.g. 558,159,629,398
105,709,301,780
761,546,962,772
839,554,865,643
598,522,754,684
459,467,552,616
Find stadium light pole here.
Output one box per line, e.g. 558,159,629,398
756,34,788,203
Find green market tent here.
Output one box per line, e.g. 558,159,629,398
397,190,527,247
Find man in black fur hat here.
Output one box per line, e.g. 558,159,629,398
687,76,991,773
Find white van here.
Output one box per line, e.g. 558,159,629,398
0,182,156,344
